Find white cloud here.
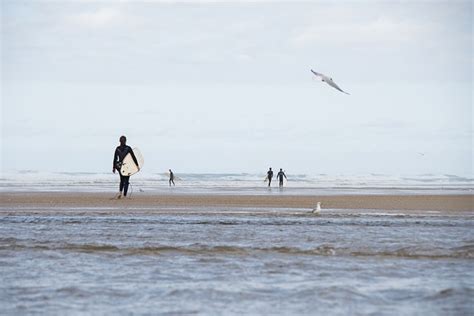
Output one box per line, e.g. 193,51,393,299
236,53,254,62
33,0,307,2
70,7,125,28
293,16,429,46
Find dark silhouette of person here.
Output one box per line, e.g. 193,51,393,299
266,167,274,187
112,136,139,198
169,169,175,186
277,168,287,187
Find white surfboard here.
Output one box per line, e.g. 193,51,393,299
120,148,144,176
164,171,182,181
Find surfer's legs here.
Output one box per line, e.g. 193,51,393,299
119,174,130,196
279,179,283,187
123,176,130,196
119,174,125,193
268,178,272,187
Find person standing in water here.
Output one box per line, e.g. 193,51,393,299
169,169,175,186
266,167,274,187
277,168,287,187
113,136,139,199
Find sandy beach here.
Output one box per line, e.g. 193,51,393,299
2,191,473,314
1,192,472,214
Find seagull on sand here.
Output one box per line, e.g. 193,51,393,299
312,202,322,214
311,69,350,95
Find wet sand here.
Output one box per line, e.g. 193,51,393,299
2,192,473,315
1,192,472,214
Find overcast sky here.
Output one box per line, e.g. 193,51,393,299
1,0,472,175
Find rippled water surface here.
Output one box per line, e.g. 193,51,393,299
1,209,473,315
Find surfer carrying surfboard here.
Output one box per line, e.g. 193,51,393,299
113,136,139,199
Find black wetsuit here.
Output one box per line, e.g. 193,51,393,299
267,170,273,187
113,145,138,196
169,171,175,186
277,171,286,187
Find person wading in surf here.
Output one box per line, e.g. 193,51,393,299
266,167,274,187
113,136,139,199
277,168,287,188
169,169,175,186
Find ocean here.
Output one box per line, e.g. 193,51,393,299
0,209,473,315
1,171,472,194
0,171,473,315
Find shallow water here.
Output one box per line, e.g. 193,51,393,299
2,171,472,195
1,209,473,315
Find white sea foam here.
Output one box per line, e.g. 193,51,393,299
1,171,472,194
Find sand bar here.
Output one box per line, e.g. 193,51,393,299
1,192,472,215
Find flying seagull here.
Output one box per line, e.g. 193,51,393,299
311,69,350,95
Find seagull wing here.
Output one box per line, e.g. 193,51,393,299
326,79,350,95
310,69,323,78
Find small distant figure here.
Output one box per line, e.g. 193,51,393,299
169,169,175,186
277,168,287,187
113,135,139,199
312,202,321,214
266,167,274,187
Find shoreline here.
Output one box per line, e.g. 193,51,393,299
1,192,472,214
